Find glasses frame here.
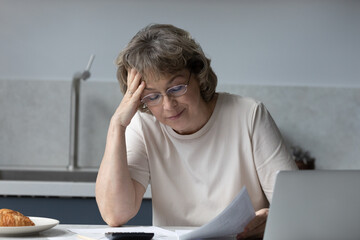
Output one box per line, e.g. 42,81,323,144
141,72,192,107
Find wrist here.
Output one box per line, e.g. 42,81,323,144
109,116,127,132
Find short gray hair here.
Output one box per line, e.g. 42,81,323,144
116,24,217,112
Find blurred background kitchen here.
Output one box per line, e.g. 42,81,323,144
0,0,359,225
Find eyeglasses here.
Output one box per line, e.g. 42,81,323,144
141,73,192,106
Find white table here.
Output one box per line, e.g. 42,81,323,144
1,225,109,240
0,225,196,240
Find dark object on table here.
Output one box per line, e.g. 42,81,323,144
291,146,315,170
105,232,154,240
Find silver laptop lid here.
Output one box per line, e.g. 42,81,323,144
263,170,360,240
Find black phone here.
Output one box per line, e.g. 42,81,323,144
105,232,154,240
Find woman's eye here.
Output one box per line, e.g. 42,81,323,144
148,94,161,101
168,85,184,93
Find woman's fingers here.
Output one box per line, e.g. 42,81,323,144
246,212,267,231
238,221,266,239
125,69,145,104
134,80,146,98
112,68,146,128
127,68,142,96
237,208,269,239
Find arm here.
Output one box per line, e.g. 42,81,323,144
251,102,298,201
95,69,146,226
238,102,297,239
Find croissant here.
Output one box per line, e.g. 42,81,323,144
0,209,35,227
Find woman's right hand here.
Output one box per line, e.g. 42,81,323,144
112,68,146,128
97,68,146,226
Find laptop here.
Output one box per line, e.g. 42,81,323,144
263,170,360,240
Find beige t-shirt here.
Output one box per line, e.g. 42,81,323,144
126,93,297,226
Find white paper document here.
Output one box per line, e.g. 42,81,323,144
178,186,255,240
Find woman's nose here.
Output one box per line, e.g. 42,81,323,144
162,95,177,110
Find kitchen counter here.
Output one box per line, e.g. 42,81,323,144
0,224,109,240
0,224,193,240
0,179,153,225
0,180,152,199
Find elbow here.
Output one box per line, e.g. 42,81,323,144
100,208,138,227
104,217,128,227
95,184,141,227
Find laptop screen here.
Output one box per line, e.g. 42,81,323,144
263,170,360,240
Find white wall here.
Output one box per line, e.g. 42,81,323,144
1,0,359,170
1,0,359,87
2,80,359,170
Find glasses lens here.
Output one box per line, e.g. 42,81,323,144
141,83,189,107
167,85,187,97
141,93,162,106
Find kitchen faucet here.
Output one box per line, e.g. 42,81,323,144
68,55,95,171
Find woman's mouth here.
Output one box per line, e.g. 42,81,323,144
167,109,185,120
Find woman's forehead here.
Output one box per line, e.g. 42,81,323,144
142,69,188,83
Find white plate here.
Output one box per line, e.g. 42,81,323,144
0,216,59,236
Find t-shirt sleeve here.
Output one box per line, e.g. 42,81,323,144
125,113,151,189
250,102,298,202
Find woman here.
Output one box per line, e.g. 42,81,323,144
96,24,297,239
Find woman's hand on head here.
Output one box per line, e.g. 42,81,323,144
236,208,269,240
112,68,146,128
